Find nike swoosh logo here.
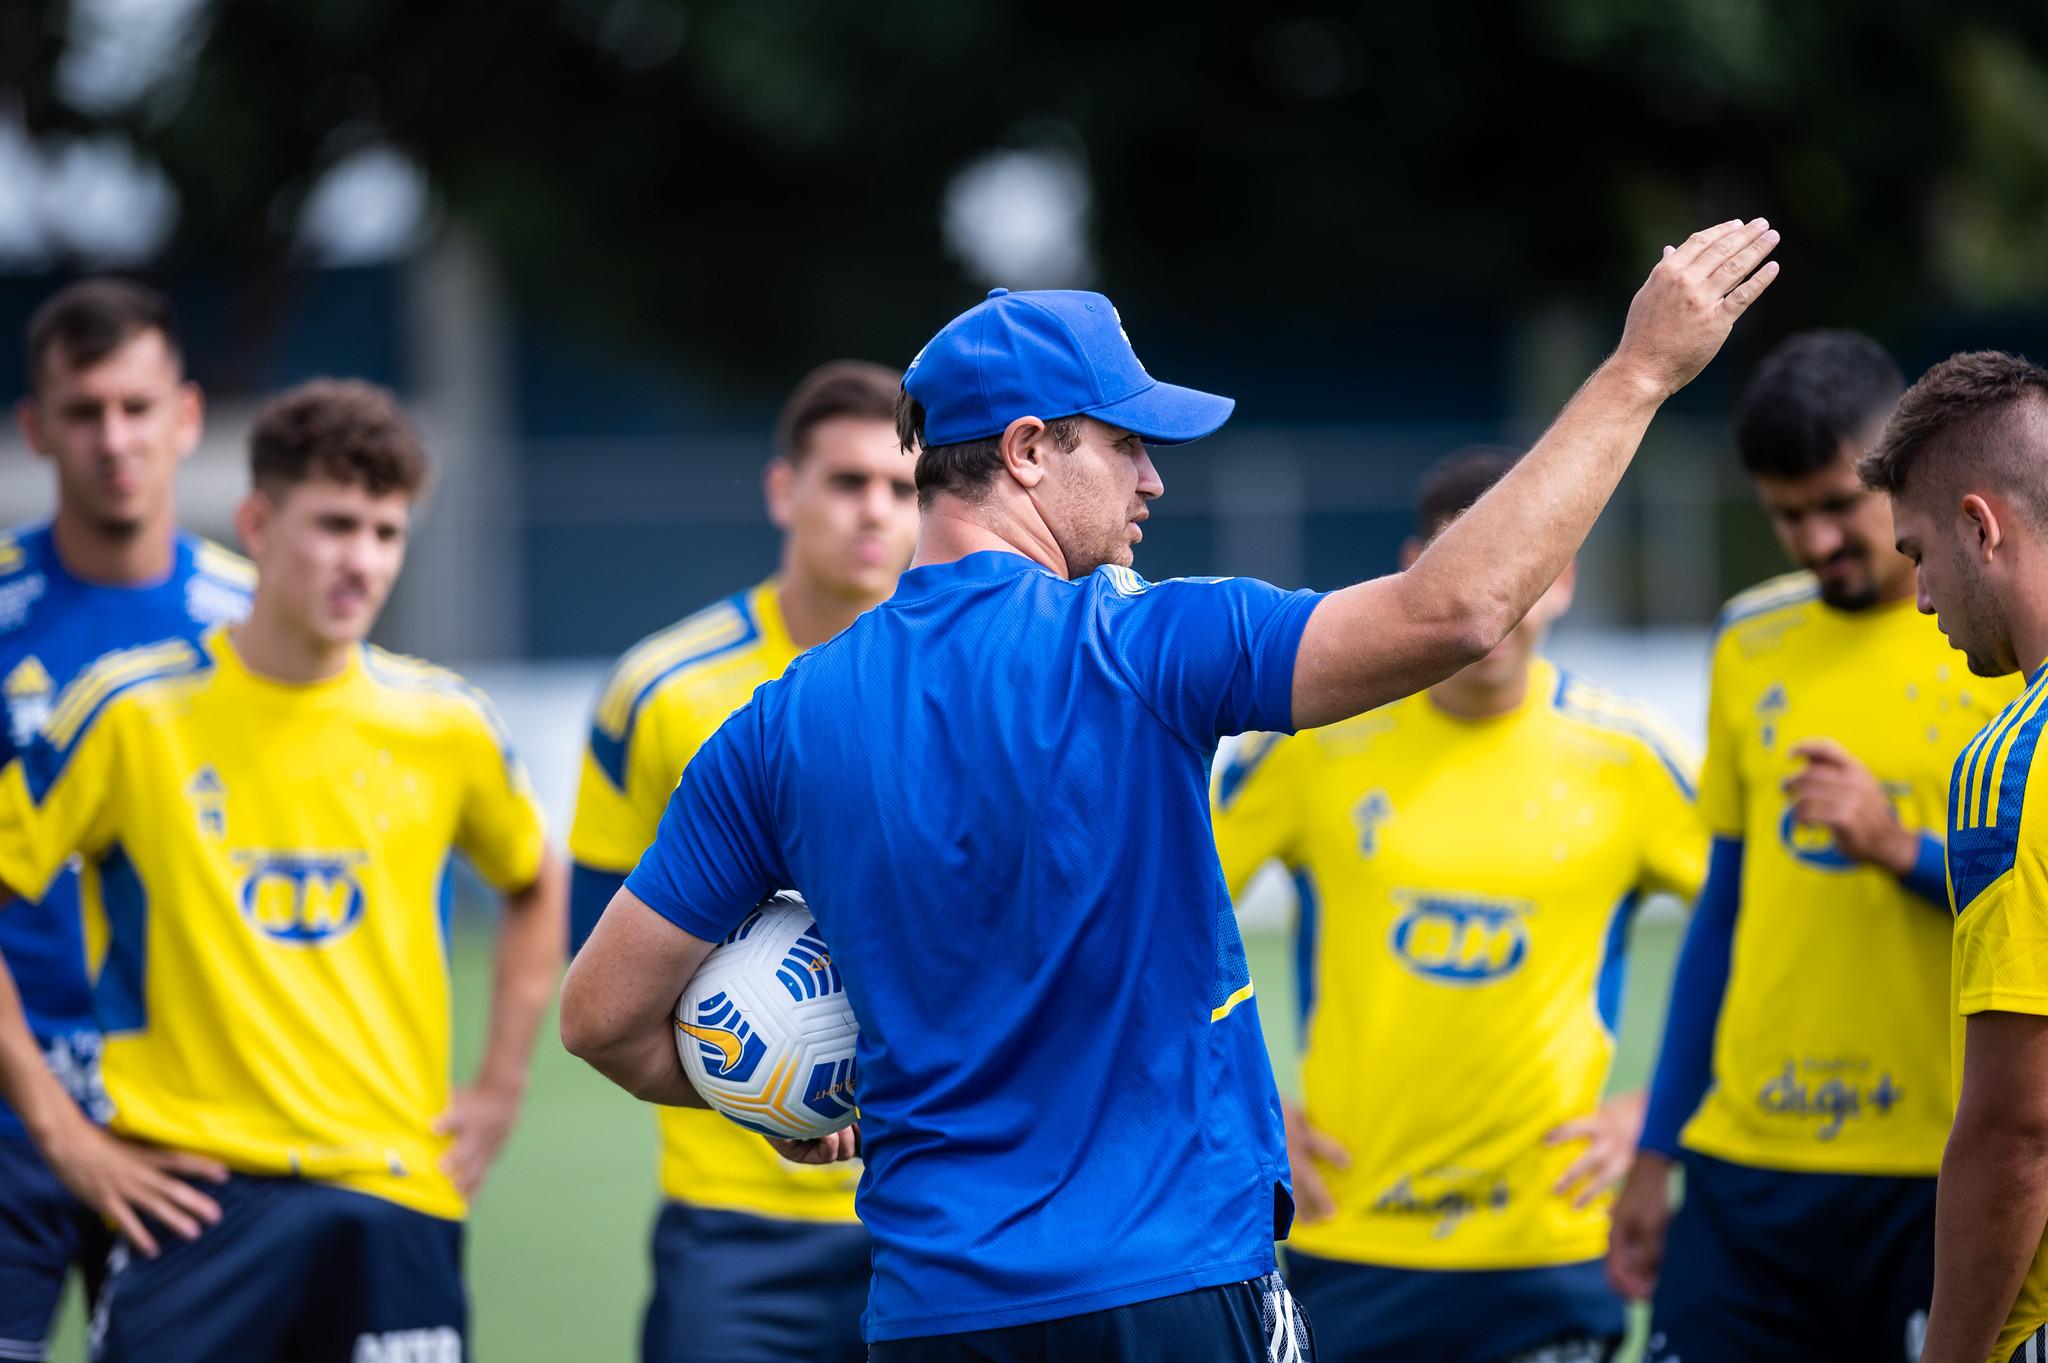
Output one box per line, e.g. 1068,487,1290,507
675,1020,745,1074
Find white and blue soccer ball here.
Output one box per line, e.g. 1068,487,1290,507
673,894,859,1140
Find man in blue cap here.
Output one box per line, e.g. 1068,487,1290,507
562,219,1780,1360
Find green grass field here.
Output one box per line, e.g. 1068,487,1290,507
50,910,1682,1361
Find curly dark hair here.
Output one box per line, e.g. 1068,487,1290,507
248,379,429,499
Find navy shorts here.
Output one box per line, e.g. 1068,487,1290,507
867,1271,1313,1362
643,1200,870,1363
0,1134,111,1362
1284,1249,1623,1363
89,1173,465,1363
1645,1152,1935,1363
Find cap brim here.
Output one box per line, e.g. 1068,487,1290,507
1087,381,1236,446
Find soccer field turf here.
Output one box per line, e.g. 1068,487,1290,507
49,910,1682,1361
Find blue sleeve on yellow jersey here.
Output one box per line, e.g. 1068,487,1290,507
1901,831,1949,908
1640,836,1743,1157
626,702,790,943
1093,571,1323,744
569,864,626,955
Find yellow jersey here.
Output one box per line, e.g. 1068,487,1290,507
1212,657,1705,1269
1682,574,2011,1175
1948,664,2048,1363
0,628,546,1220
570,579,858,1223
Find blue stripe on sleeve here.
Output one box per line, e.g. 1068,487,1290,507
569,862,628,956
1899,832,1950,910
1639,836,1743,1158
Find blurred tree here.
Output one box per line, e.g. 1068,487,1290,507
5,0,2046,383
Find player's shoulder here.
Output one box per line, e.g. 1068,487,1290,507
1549,668,1699,797
360,645,511,746
593,589,771,735
183,533,255,592
1712,571,1820,648
42,634,214,753
1949,670,2048,910
0,524,43,581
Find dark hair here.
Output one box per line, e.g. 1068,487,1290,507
1859,351,2048,507
1733,330,1904,479
894,389,1083,510
25,278,182,392
1415,445,1521,538
249,379,430,500
774,360,902,463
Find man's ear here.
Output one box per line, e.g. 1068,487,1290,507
1962,492,2004,561
764,458,795,531
14,398,45,460
234,489,274,559
998,417,1050,490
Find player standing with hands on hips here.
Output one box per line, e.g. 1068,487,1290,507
562,219,1780,1361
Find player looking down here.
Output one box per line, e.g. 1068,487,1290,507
0,379,567,1362
1608,331,2013,1362
1213,448,1705,1363
569,359,915,1363
562,219,1780,1361
0,279,252,1361
1859,351,2048,1363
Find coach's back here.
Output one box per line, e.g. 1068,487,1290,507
627,548,1320,1341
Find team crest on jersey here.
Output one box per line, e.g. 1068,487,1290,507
235,852,368,945
1389,893,1531,984
187,766,226,839
1353,790,1392,856
1779,778,1911,871
4,655,53,747
675,991,767,1082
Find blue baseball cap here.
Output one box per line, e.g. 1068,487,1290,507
904,288,1235,447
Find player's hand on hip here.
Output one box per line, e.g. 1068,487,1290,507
45,1116,226,1258
1611,219,1782,400
768,1123,860,1165
435,1081,525,1201
1783,739,1920,876
1283,1102,1349,1224
1547,1090,1646,1210
1604,1150,1676,1302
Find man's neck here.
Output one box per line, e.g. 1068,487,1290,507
1428,663,1532,721
2011,570,2048,686
911,501,1069,578
229,600,354,685
50,504,176,586
775,566,889,651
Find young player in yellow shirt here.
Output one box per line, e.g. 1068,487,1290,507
1609,332,2013,1363
569,360,917,1363
1213,449,1705,1363
1861,351,2048,1363
0,379,566,1363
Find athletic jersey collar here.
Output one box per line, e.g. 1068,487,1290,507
29,522,194,598
745,578,799,659
205,625,363,701
890,549,1062,601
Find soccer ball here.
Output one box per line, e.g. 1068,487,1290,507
673,894,859,1140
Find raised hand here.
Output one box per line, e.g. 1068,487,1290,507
1614,219,1782,400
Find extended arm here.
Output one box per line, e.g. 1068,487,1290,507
437,845,569,1200
560,886,717,1107
1921,1010,2048,1363
1291,221,1780,729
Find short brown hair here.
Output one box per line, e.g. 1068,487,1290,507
1416,446,1522,539
894,390,1083,509
25,278,181,393
249,379,430,500
774,360,902,463
1859,352,2048,508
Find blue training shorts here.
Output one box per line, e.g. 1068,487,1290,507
89,1173,465,1363
0,1135,111,1363
642,1200,870,1363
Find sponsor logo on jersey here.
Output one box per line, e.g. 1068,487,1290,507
1755,1056,1904,1140
351,1327,460,1363
4,654,52,748
1389,893,1531,984
675,991,767,1083
1371,1165,1511,1239
235,852,368,945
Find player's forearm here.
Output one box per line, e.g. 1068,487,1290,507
559,887,714,1107
1292,361,1664,727
473,848,568,1098
0,945,86,1152
1923,1110,2048,1363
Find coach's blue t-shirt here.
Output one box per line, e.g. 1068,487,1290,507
628,549,1323,1340
0,524,252,1139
